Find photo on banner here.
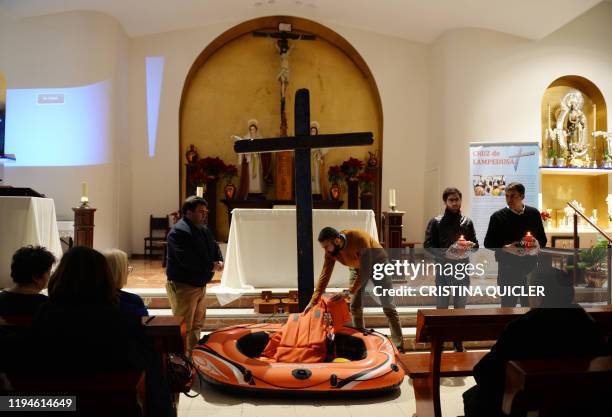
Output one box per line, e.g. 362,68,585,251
469,142,540,276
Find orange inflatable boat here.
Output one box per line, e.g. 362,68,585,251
192,323,404,394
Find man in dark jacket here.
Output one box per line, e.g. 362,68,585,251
484,182,546,307
166,196,223,354
424,187,478,351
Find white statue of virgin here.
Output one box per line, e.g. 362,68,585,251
232,119,265,195
310,121,328,195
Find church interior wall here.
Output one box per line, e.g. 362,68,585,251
425,2,612,231
128,19,429,251
0,11,130,252
2,3,611,254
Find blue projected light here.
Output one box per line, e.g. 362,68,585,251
4,80,111,167
146,57,164,158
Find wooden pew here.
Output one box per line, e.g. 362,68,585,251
503,355,612,417
1,315,185,416
397,306,612,417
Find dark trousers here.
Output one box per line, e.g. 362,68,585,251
497,262,535,307
350,268,403,349
435,272,469,309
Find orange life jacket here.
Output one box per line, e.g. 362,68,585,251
262,297,350,363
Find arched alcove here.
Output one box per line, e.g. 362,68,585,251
541,75,607,162
540,75,609,230
179,16,384,241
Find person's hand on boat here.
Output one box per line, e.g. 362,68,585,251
303,300,316,314
330,290,350,302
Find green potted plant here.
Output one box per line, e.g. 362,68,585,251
604,148,611,168
557,148,568,167
578,238,609,288
357,172,375,210
340,157,364,209
545,147,556,167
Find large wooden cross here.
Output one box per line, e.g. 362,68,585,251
234,89,373,310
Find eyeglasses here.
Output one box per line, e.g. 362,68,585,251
127,265,134,275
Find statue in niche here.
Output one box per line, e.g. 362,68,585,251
310,121,328,197
553,90,590,167
232,119,265,199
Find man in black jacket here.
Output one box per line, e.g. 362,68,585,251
166,196,223,355
484,182,546,307
424,187,478,310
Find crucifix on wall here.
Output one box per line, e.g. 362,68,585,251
234,88,373,310
253,24,316,199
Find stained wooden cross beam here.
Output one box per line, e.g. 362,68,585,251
234,88,373,310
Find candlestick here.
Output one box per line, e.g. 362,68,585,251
81,181,88,203
389,189,396,210
196,186,204,198
523,231,533,248
593,103,597,132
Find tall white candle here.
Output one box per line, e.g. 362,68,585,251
196,186,204,198
389,189,396,208
593,103,597,132
81,181,88,202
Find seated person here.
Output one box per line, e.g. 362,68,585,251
463,267,608,417
5,246,174,417
103,248,149,316
0,245,55,315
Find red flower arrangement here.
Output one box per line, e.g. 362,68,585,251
189,156,227,185
540,210,551,221
357,172,375,193
340,157,364,180
221,164,238,183
328,165,343,184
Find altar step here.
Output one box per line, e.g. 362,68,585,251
130,285,608,310
131,287,502,310
147,305,498,351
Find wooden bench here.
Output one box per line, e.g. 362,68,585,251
503,355,612,417
1,315,185,416
398,307,612,417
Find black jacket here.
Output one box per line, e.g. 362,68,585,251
483,206,547,265
424,210,479,251
165,218,223,287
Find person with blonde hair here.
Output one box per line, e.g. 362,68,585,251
103,248,148,317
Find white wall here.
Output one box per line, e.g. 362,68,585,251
0,11,130,251
2,2,612,254
425,2,612,228
128,20,430,251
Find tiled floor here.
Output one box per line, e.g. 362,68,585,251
177,376,475,417
127,258,222,288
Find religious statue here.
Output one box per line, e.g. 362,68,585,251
185,144,198,164
309,121,328,196
232,119,265,199
551,91,590,167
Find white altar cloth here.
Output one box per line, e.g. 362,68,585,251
210,209,378,305
0,197,63,288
